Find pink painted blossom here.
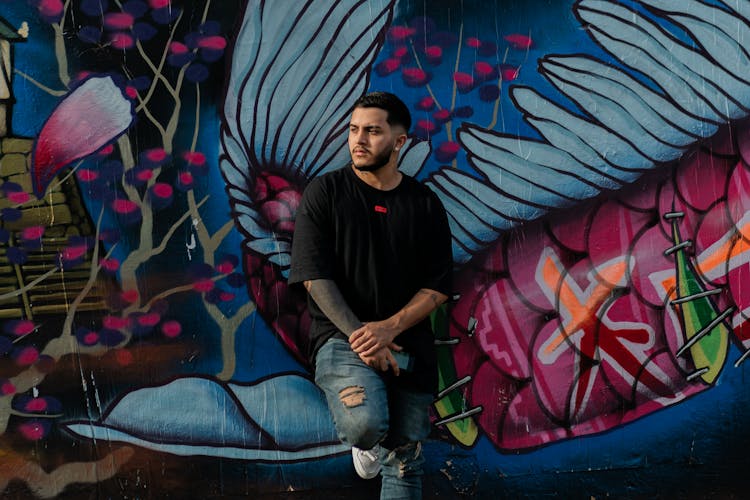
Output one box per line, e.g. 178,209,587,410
76,169,99,182
161,320,182,338
170,41,189,54
183,151,206,165
21,226,45,240
197,36,227,50
115,349,134,366
193,279,215,293
15,347,39,366
8,192,30,204
38,0,63,18
138,313,161,327
1,381,15,395
18,421,45,441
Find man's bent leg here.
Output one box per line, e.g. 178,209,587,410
314,338,389,451
379,387,433,500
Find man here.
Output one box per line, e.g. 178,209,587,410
289,91,452,498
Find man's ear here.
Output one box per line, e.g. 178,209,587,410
395,133,407,151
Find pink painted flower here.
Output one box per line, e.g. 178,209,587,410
121,289,139,303
15,346,39,366
424,45,442,65
100,258,120,272
145,148,168,163
103,315,130,330
97,144,115,156
37,0,63,20
152,182,173,199
387,26,416,43
21,226,45,241
112,199,139,214
170,41,189,54
197,36,227,50
504,33,533,49
115,349,134,366
183,151,206,166
453,72,474,93
104,13,135,30
110,32,136,50
402,67,431,87
8,191,30,204
18,421,46,441
193,278,215,293
161,320,182,338
138,313,161,327
60,244,88,262
76,168,99,182
375,58,401,76
8,320,36,337
1,380,16,395
24,398,48,412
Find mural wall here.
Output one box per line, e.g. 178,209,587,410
0,0,748,497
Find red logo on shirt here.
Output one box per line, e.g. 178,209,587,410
374,205,387,214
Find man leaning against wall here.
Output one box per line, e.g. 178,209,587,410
289,91,453,499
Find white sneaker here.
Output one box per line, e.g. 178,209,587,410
352,445,381,479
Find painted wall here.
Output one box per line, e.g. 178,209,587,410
0,0,748,497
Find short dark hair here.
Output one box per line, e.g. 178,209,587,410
353,91,411,132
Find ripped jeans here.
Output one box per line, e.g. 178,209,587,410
315,338,433,500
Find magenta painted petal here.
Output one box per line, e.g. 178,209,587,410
499,384,566,450
474,278,543,380
629,225,675,306
676,149,733,212
693,200,734,287
597,294,668,403
547,203,594,253
727,161,750,241
470,361,518,447
657,179,702,244
32,76,134,197
586,200,652,287
507,222,575,311
531,320,577,422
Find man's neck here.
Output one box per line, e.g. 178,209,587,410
351,162,403,191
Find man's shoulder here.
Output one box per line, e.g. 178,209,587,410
399,174,442,203
315,165,351,183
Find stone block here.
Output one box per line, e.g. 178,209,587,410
3,203,72,230
1,137,33,154
0,153,28,176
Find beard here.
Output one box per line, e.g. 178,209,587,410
351,147,393,172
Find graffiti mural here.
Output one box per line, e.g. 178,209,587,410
0,0,748,497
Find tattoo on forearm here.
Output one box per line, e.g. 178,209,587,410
418,289,442,307
304,279,362,336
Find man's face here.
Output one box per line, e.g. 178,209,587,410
348,107,404,172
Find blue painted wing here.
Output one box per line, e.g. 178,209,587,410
432,0,750,264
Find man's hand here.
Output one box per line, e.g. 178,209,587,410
358,346,401,376
350,288,448,356
349,319,402,357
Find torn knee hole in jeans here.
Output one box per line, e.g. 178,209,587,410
338,385,366,408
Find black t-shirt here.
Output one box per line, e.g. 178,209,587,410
289,165,452,393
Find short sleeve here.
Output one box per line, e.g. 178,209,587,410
422,190,453,296
288,178,335,285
